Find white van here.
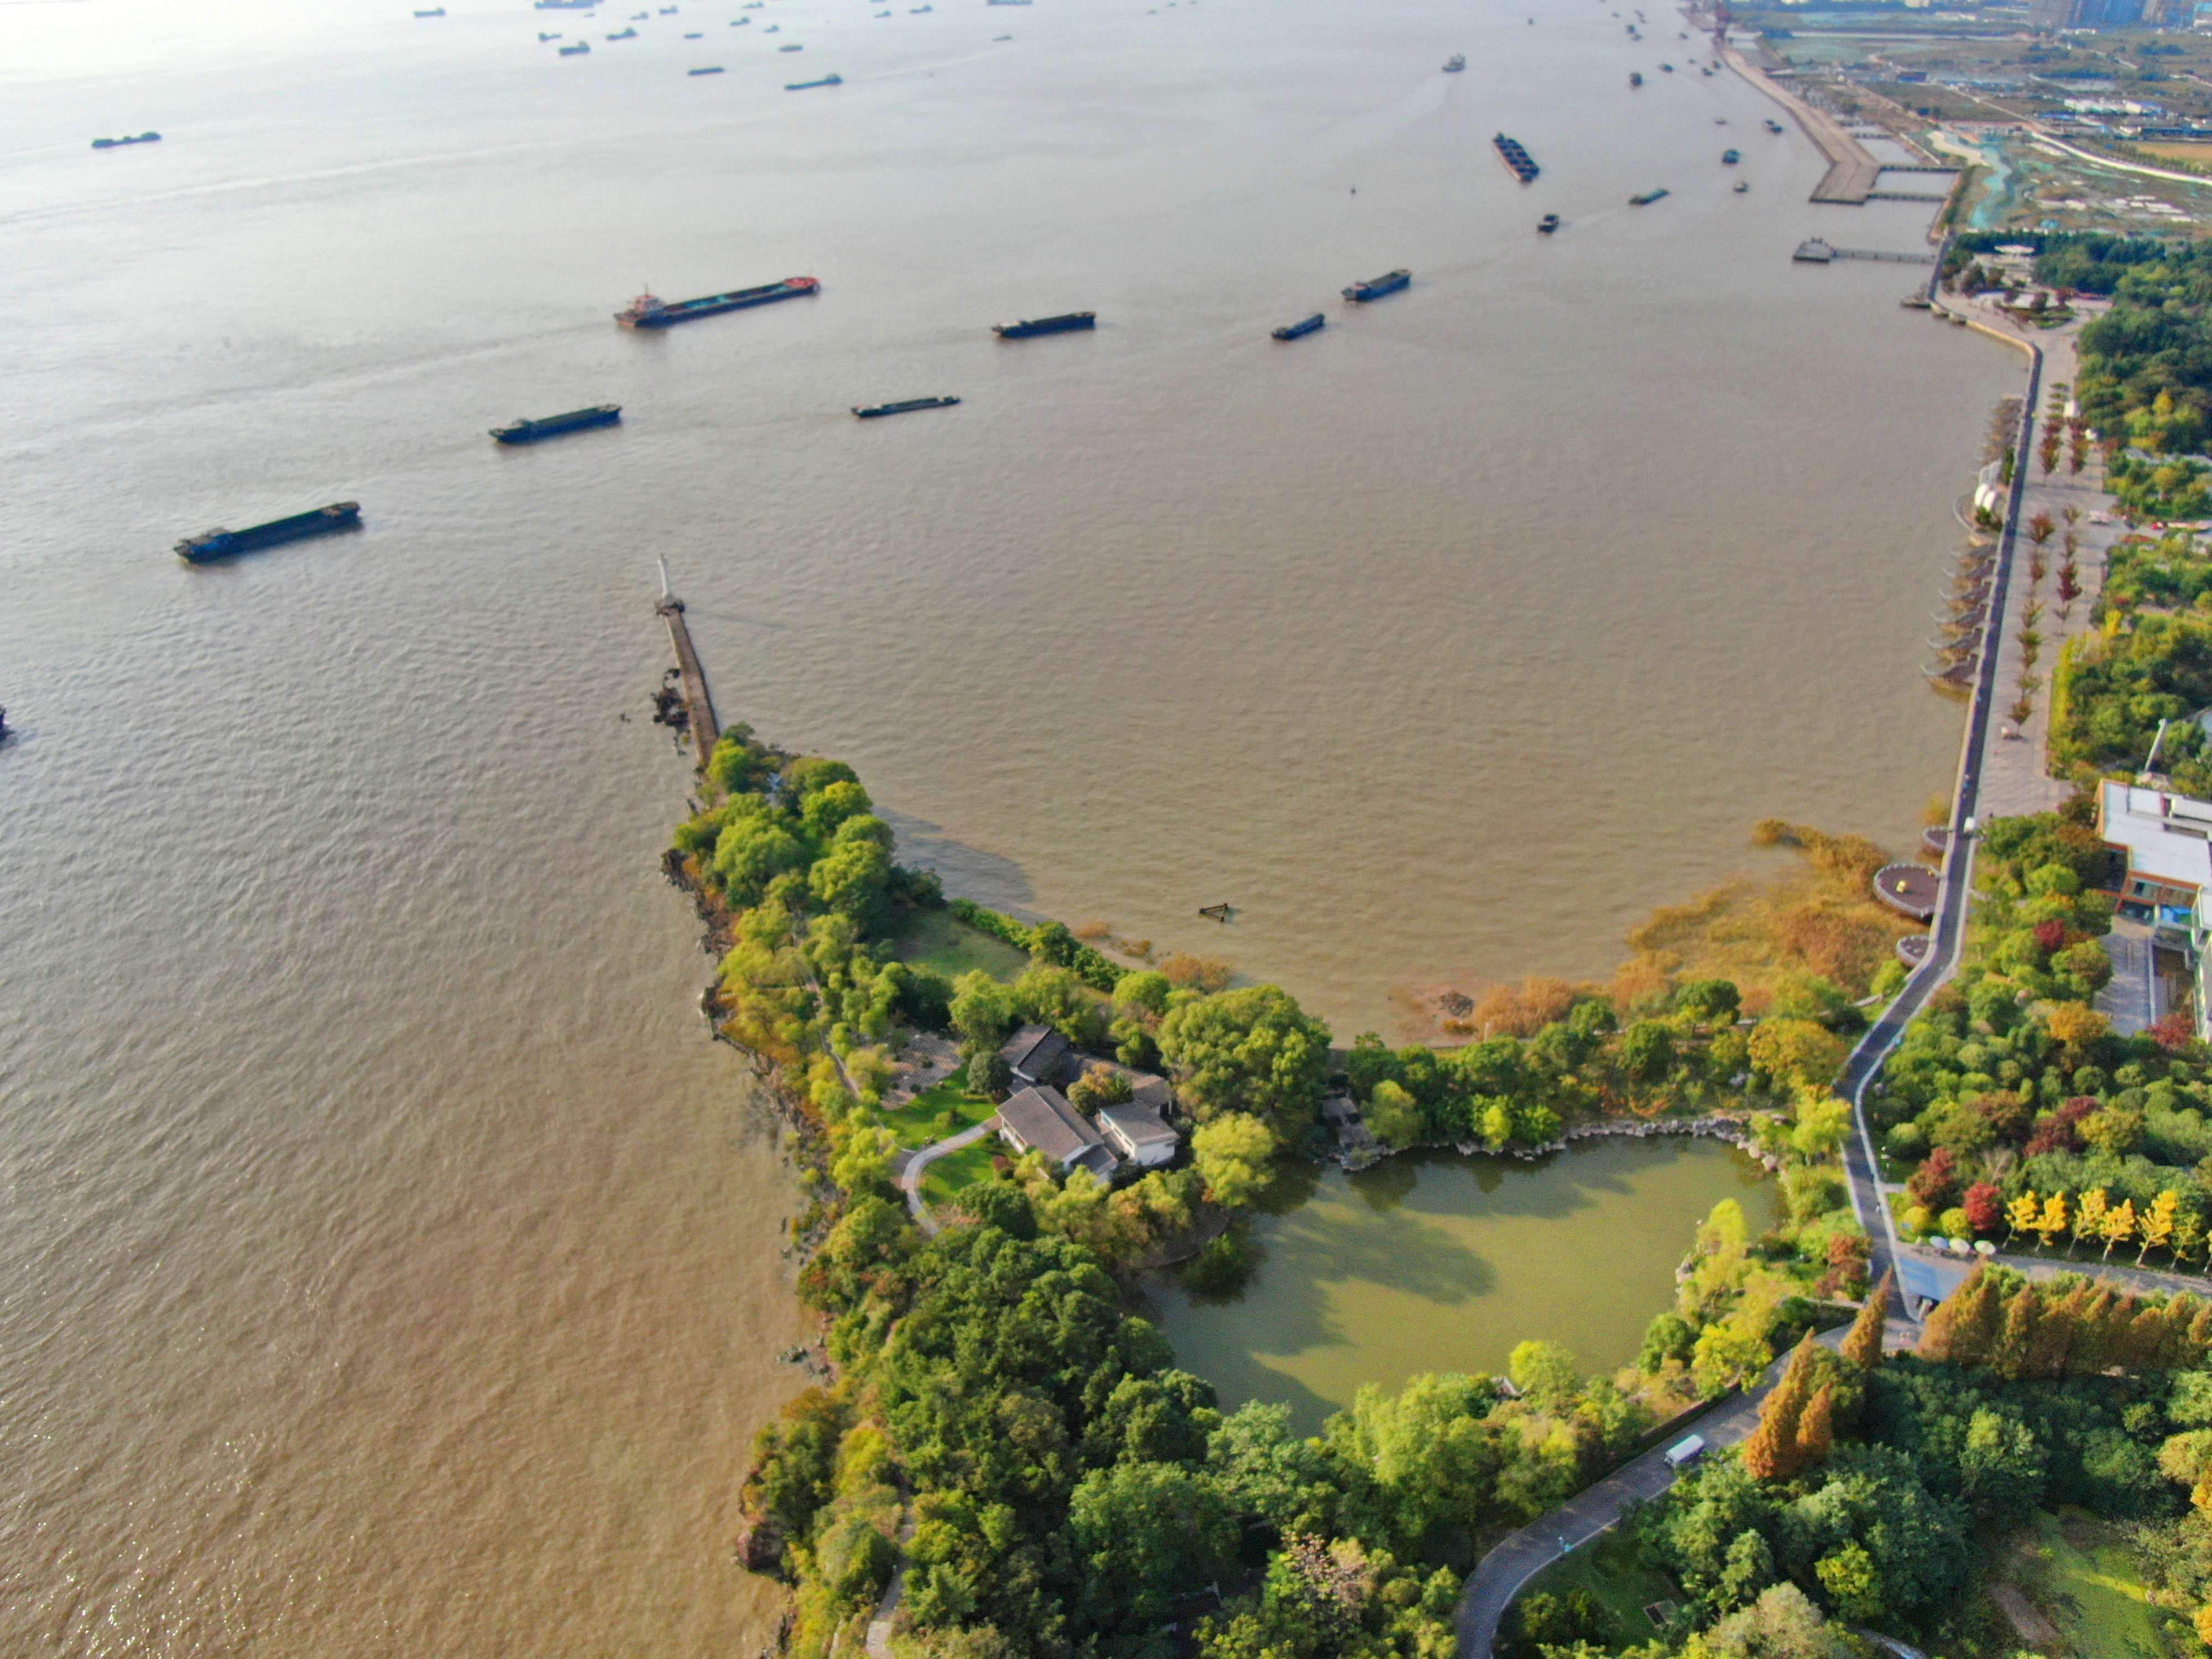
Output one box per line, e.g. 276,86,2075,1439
1663,1434,1708,1471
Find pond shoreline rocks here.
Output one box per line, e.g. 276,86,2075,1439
1329,1112,1777,1175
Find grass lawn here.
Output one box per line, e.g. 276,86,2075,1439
888,909,1029,983
1507,1528,1678,1650
2024,1509,2173,1659
920,1138,1001,1207
878,1069,997,1152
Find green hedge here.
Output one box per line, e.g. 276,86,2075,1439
947,899,1120,994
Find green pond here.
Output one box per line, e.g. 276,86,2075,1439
1146,1137,1783,1432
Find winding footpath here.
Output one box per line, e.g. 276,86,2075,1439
896,1118,997,1237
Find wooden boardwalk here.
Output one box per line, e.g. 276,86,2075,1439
655,565,719,766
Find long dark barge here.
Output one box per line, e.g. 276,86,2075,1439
852,395,961,418
1492,132,1539,183
92,132,161,149
993,311,1094,338
1271,313,1324,341
615,276,818,328
1342,269,1410,302
175,502,360,564
491,404,621,444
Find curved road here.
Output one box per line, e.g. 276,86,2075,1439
1453,1332,1851,1658
1452,318,2046,1659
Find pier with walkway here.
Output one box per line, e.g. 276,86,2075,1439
655,559,720,768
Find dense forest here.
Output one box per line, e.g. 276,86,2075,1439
668,724,1912,1657
673,722,2212,1657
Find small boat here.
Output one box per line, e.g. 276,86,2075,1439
1271,312,1325,341
764,21,779,29
490,405,622,444
1629,71,1642,87
1733,179,1748,193
852,395,961,418
785,72,841,88
1765,118,1784,133
993,32,1011,39
606,25,637,38
732,15,749,22
994,311,1095,338
1538,212,1560,233
685,30,702,37
1721,149,1739,164
559,39,591,53
414,6,446,15
1443,54,1465,72
1342,269,1410,302
539,31,562,40
1197,902,1233,922
90,132,161,149
1659,61,1673,71
1628,187,1668,205
779,42,803,50
689,64,724,74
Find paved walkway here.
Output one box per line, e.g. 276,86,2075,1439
2097,917,2159,1037
896,1118,997,1237
1453,1331,1850,1659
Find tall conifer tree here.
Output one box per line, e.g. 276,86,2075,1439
1841,1271,1891,1370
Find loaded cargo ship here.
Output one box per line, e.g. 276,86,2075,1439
1271,313,1324,341
993,311,1094,338
1629,187,1669,206
490,405,620,444
785,72,841,88
175,503,360,563
1492,132,1539,183
615,276,818,327
852,395,960,418
1342,269,1410,302
91,132,161,149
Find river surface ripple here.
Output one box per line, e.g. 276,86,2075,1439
2,0,1998,1651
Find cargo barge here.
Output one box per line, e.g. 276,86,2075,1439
1271,312,1325,341
91,132,161,149
490,405,620,444
1491,132,1538,183
993,311,1094,338
175,502,360,564
852,395,960,418
615,276,818,327
1341,269,1410,302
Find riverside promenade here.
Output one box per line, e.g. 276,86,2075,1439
1449,286,2145,1659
